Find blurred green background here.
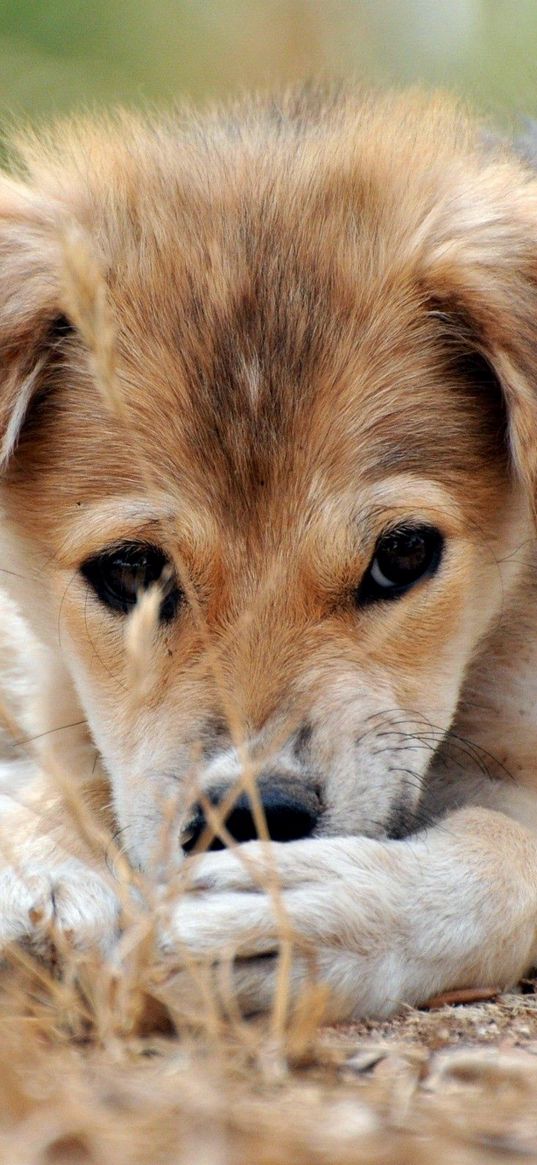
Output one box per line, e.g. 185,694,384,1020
1,0,537,123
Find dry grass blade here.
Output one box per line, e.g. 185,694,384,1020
124,582,163,699
60,225,120,422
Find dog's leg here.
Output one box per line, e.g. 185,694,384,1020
0,778,122,955
0,590,122,955
161,807,537,1020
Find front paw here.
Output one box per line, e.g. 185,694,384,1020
0,859,121,959
159,838,414,1020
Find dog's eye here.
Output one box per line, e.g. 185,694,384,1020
81,544,181,620
357,525,443,606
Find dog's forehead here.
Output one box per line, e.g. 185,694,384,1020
12,107,509,540
107,212,497,522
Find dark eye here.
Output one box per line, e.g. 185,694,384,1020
357,524,443,606
81,543,182,620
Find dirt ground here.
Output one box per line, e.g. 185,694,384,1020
3,971,537,1165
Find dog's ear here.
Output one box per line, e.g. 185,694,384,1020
0,176,68,471
420,161,537,512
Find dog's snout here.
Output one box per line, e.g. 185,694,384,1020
182,778,320,852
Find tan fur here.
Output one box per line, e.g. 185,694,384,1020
2,88,537,1018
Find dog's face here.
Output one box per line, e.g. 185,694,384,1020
1,92,537,870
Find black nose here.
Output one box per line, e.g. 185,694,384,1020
182,777,320,852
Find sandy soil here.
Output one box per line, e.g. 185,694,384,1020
3,965,537,1165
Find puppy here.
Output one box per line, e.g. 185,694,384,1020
2,88,537,1019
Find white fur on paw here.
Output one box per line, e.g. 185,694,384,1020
0,860,121,956
183,836,386,893
157,836,436,1020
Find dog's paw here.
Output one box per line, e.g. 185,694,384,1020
157,811,537,1022
0,859,121,958
159,837,417,1020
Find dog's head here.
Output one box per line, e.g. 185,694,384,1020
1,92,537,868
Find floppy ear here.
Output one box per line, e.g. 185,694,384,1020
420,162,537,512
0,177,67,471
